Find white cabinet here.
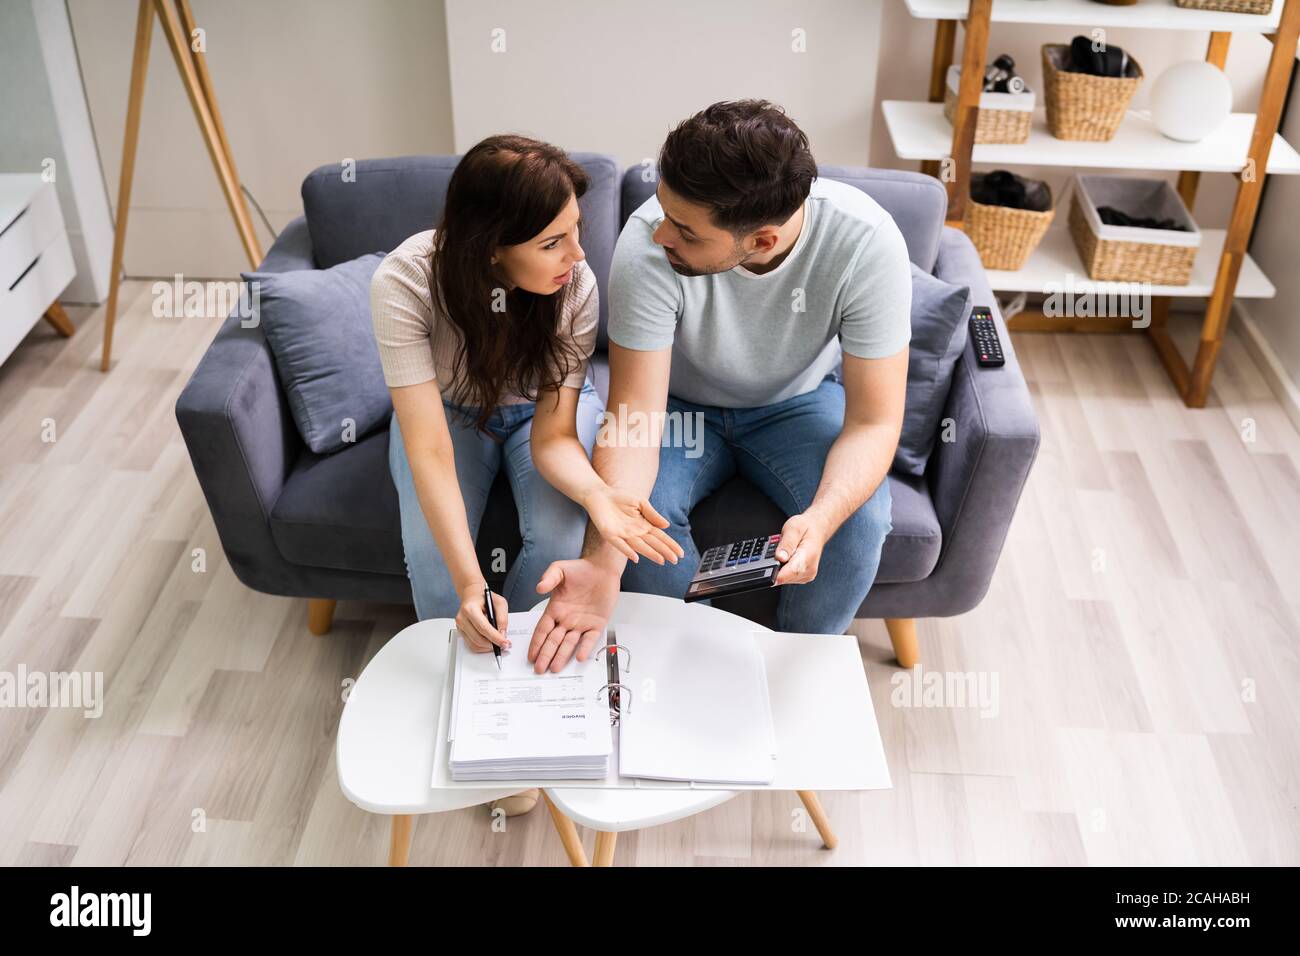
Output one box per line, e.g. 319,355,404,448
0,175,76,366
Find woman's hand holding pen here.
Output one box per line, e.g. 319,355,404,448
456,580,509,653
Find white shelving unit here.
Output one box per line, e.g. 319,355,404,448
906,0,1282,31
889,0,1300,407
882,102,1300,174
982,226,1274,298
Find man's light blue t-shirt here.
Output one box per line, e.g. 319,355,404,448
606,177,913,409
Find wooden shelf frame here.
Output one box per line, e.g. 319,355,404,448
910,0,1300,408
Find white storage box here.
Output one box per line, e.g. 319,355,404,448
943,64,1035,144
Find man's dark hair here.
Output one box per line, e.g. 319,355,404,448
657,100,817,236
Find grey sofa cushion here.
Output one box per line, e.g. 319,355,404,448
243,252,389,455
270,425,525,581
894,264,971,477
270,427,406,574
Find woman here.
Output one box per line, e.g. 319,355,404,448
372,136,682,815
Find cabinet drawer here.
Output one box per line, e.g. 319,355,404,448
0,231,76,366
0,181,64,292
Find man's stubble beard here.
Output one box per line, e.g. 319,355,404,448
665,240,751,277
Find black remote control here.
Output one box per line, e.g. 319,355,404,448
684,533,785,603
969,306,1005,368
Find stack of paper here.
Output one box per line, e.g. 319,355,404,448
447,607,612,781
614,623,778,785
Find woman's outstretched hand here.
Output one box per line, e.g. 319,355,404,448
581,485,684,566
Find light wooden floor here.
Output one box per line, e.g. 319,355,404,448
1,281,1297,866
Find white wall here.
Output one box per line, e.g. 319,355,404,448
68,0,456,280
0,0,114,304
444,0,884,168
1241,80,1300,411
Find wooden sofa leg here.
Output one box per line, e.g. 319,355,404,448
307,598,336,636
885,618,919,668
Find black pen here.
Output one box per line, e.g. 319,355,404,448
483,583,502,670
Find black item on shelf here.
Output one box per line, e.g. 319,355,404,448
1096,205,1191,231
1067,35,1133,78
983,54,1027,94
970,170,1052,212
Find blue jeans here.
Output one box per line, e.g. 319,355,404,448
621,375,892,635
388,381,604,620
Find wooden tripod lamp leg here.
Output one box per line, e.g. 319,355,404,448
173,0,261,264
101,0,153,373
101,0,265,373
153,0,262,268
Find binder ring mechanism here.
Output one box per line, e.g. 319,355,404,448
594,644,631,671
596,683,632,715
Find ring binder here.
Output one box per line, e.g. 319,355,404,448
594,643,631,671
599,628,630,723
595,682,632,716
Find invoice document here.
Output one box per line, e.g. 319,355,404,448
443,606,612,781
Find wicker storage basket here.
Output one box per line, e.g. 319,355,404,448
1067,175,1200,285
964,174,1055,271
1174,0,1272,14
942,65,1034,144
1042,43,1142,141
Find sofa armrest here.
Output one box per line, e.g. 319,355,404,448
923,226,1040,615
256,215,315,272
173,218,312,590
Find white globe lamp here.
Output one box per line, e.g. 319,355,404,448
1151,61,1232,143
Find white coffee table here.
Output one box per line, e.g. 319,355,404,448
543,593,839,866
337,592,839,866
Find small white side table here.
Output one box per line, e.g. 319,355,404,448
0,175,77,366
337,593,840,867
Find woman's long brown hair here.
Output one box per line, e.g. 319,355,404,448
430,135,590,433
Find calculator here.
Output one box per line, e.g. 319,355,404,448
684,533,785,603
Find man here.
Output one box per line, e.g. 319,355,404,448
528,99,912,673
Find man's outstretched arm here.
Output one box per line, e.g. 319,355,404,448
527,342,678,673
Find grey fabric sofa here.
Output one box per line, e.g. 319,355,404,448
175,154,1039,664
